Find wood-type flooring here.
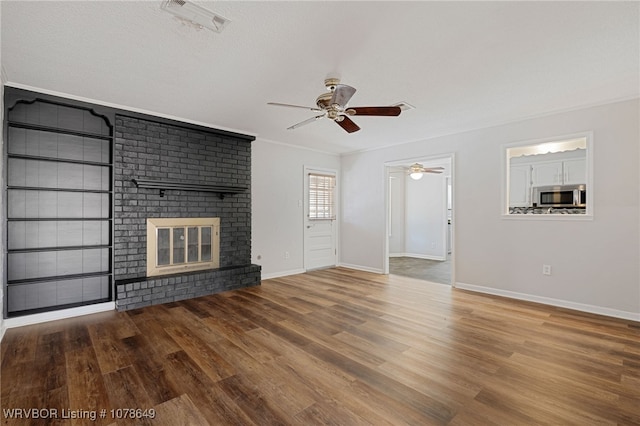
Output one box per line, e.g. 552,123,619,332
1,268,639,425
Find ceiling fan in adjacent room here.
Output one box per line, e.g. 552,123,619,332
268,78,402,133
408,163,444,180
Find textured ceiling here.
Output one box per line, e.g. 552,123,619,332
1,1,638,154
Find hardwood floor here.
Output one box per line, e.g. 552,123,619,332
2,268,639,425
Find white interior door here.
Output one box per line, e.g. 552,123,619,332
304,168,337,271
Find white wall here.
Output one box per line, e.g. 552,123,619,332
252,139,340,279
405,173,447,260
341,99,640,319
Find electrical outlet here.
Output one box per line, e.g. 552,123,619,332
285,251,290,259
542,264,551,275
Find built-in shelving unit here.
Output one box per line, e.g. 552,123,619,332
5,98,114,316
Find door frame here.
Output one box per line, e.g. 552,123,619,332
303,165,339,271
383,153,455,286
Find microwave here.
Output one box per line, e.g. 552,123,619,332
533,185,586,208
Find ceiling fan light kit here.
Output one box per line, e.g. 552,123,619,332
408,163,445,180
268,78,403,134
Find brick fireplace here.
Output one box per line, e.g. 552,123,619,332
114,114,261,311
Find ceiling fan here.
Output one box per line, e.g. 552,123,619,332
408,163,444,180
268,78,401,133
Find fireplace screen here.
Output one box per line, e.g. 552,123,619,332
147,218,220,277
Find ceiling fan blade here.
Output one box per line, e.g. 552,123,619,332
287,114,325,130
408,163,445,175
268,102,324,112
330,84,356,107
335,115,360,133
346,106,401,116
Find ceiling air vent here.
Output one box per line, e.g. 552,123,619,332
392,102,415,111
161,0,230,33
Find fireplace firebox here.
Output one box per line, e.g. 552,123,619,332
146,217,220,277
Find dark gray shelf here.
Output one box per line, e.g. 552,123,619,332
132,178,248,199
8,153,112,167
8,186,112,194
8,244,112,254
8,217,112,222
7,271,112,286
8,121,113,140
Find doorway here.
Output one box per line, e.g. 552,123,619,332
384,155,454,285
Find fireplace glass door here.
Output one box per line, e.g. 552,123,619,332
146,218,220,277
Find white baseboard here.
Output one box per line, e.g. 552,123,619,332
4,302,116,330
404,253,447,261
338,263,384,274
0,320,6,343
389,253,446,261
261,268,306,280
455,282,640,322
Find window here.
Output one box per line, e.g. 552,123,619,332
147,218,220,276
308,173,336,220
504,132,592,218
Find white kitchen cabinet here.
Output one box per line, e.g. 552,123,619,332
532,161,563,186
563,158,586,185
532,158,586,186
509,164,532,207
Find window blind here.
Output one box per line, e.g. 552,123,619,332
309,173,336,220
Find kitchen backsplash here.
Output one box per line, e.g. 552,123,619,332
509,207,586,215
